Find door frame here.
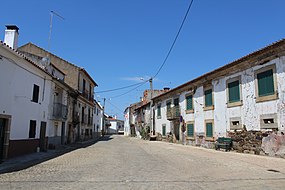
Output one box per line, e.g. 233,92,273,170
0,114,11,161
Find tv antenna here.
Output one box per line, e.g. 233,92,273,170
48,10,65,51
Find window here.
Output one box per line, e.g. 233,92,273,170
255,65,278,102
166,101,171,113
185,94,193,113
157,104,161,118
257,69,274,97
162,124,166,136
187,123,194,137
204,88,213,107
228,80,240,103
205,122,213,138
29,120,36,138
32,84,40,103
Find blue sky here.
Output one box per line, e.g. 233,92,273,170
1,0,285,119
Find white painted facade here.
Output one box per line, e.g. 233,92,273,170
0,45,52,140
124,108,130,136
93,102,103,137
152,40,285,143
108,119,124,134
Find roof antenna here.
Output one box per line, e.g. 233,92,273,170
48,10,65,52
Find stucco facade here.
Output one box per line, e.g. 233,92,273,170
151,39,285,144
0,42,53,159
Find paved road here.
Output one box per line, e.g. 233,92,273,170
0,135,285,190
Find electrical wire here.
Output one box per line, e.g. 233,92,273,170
96,81,146,93
152,0,195,79
106,99,124,113
109,80,149,99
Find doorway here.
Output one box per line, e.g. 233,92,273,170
39,122,47,152
0,118,6,161
61,122,65,145
173,120,180,141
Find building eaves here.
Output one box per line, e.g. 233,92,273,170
152,38,285,101
19,42,80,69
0,41,53,78
80,68,98,86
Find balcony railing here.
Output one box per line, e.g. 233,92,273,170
53,103,68,120
82,90,89,100
166,106,180,120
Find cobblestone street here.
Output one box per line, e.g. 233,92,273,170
0,135,285,190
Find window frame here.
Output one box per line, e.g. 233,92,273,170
226,76,243,108
31,84,40,103
185,93,194,114
204,119,214,141
157,103,162,119
204,86,214,111
29,120,36,138
186,121,195,139
254,64,278,103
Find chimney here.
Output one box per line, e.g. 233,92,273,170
4,25,19,49
163,87,170,91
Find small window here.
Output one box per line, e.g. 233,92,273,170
204,89,213,107
206,122,213,137
166,101,171,113
32,84,40,103
257,69,274,97
228,80,240,103
187,123,194,137
232,121,240,126
162,124,166,136
157,104,161,118
29,120,36,138
186,94,193,110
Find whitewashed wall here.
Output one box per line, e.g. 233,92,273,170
154,56,285,140
0,47,52,140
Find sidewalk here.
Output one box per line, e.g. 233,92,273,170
0,137,102,174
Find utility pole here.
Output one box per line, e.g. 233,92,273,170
102,98,106,136
149,78,154,136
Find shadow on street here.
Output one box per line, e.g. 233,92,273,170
0,135,114,174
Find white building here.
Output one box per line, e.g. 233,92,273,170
152,39,285,145
93,100,103,138
107,117,124,134
0,25,53,159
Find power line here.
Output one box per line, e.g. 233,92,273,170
152,0,195,79
96,81,146,93
109,80,149,99
106,99,124,113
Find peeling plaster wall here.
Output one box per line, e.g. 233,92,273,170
153,56,285,141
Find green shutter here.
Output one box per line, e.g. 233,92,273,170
206,123,213,137
204,89,213,107
162,125,166,136
187,124,194,137
228,80,240,103
157,105,161,117
257,69,274,97
186,95,193,110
